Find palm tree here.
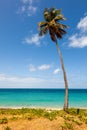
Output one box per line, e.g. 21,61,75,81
38,7,69,111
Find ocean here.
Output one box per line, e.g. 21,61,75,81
0,89,87,109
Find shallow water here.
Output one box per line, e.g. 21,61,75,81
0,89,87,109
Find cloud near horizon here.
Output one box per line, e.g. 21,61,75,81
0,73,63,88
68,15,87,48
0,73,45,87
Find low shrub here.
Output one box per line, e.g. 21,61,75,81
0,117,8,124
61,122,73,130
65,121,73,130
4,126,11,130
73,120,82,125
43,111,58,121
25,114,34,120
10,116,19,121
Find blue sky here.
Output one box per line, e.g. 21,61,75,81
0,0,87,88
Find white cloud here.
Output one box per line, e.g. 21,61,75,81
0,73,45,88
28,64,36,72
69,34,87,48
20,6,26,12
0,72,86,88
53,68,60,75
38,64,52,70
0,73,6,81
68,15,87,48
77,16,87,32
27,5,37,16
24,33,44,46
0,73,64,88
22,0,28,3
28,64,52,72
18,0,38,16
22,0,33,4
22,0,31,4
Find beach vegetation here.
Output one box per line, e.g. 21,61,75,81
0,108,87,129
0,117,8,124
63,115,74,121
78,115,87,124
67,108,87,116
43,111,57,120
4,126,11,130
73,120,82,125
10,116,19,121
38,7,69,111
26,115,33,120
61,121,74,130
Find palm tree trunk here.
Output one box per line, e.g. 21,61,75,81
55,40,68,111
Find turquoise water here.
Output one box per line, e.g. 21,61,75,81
0,89,87,109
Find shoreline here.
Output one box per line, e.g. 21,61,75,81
0,106,87,111
0,106,62,110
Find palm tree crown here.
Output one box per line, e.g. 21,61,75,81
38,7,68,42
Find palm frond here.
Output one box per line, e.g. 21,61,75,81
39,26,48,36
55,27,67,39
44,7,62,22
55,28,62,39
55,9,62,15
54,14,66,22
56,23,68,29
38,22,48,29
49,27,56,41
59,28,67,35
50,8,61,15
44,8,50,22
